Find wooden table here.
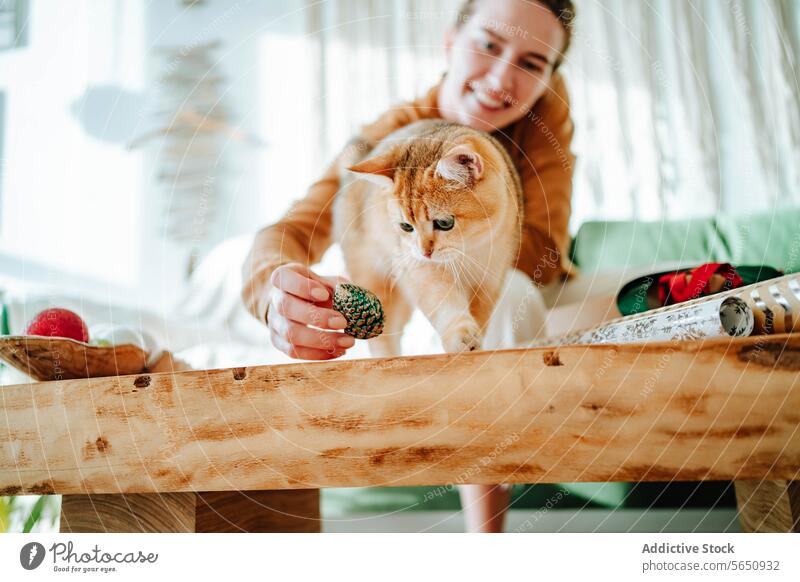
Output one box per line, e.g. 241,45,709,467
2,335,798,532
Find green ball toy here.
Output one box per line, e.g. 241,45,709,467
332,283,384,340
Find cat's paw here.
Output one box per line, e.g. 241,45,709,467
442,323,483,354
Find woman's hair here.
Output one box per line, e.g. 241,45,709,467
455,0,576,69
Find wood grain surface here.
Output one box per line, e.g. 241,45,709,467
195,489,320,533
58,490,321,533
735,480,800,533
56,352,320,533
60,492,196,533
2,334,799,496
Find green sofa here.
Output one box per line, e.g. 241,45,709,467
323,207,800,517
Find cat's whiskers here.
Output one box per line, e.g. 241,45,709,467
444,255,479,297
386,253,407,279
386,251,416,294
448,248,496,298
435,247,476,285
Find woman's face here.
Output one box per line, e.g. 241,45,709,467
438,0,565,133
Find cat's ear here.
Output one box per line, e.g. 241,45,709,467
435,144,484,187
348,154,395,189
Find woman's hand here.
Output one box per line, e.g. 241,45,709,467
266,263,355,360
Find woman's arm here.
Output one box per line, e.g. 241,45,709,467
241,92,436,326
512,72,577,286
241,158,341,325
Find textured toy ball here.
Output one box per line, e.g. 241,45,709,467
332,283,384,339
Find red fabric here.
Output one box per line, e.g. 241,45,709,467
657,263,744,305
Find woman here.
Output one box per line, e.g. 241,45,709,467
242,0,577,532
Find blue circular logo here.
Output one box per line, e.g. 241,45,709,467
20,542,46,570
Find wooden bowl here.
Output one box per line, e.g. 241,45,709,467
0,335,148,381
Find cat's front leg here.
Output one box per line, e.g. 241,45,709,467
402,268,482,353
441,318,482,353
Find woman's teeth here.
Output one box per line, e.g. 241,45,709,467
471,87,507,110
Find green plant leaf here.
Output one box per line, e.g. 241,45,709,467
22,496,49,533
0,497,11,532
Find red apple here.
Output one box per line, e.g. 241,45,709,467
25,308,89,343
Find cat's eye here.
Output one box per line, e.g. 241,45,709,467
399,222,414,232
433,216,455,231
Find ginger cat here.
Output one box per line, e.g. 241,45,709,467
334,120,523,357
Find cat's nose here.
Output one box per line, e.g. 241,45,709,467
423,248,433,259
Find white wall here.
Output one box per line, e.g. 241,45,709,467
0,0,320,313
0,0,146,303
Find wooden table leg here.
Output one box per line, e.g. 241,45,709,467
195,489,320,533
60,493,196,533
734,480,800,532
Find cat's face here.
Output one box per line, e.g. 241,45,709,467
387,199,464,263
350,142,504,264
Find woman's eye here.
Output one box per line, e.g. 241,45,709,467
523,61,544,73
474,35,499,53
399,222,414,232
433,216,455,231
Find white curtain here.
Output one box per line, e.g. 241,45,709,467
301,0,462,172
302,0,800,230
564,0,800,226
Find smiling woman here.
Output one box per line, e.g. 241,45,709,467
243,0,578,356
242,0,577,533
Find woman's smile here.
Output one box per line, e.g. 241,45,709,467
466,80,514,112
